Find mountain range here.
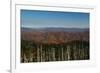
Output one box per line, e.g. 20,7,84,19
21,27,89,44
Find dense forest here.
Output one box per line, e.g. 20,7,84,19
21,28,89,63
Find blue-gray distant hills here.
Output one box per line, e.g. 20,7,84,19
21,27,89,44
22,27,89,32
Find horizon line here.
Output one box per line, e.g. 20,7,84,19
21,26,89,29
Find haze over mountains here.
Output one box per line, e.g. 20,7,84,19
22,27,89,32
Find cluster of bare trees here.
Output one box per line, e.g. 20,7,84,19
21,40,89,63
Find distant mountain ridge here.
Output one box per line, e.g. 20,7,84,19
21,27,89,32
21,27,89,44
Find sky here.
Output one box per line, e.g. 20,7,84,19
21,9,89,28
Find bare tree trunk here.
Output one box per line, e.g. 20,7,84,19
40,44,42,62
74,42,77,60
37,45,40,62
52,48,55,61
67,45,70,60
61,47,64,61
42,47,45,62
49,48,51,61
24,54,28,63
64,47,67,60
29,53,33,62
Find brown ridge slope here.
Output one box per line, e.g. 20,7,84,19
21,30,89,44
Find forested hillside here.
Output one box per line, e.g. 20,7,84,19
21,28,89,63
